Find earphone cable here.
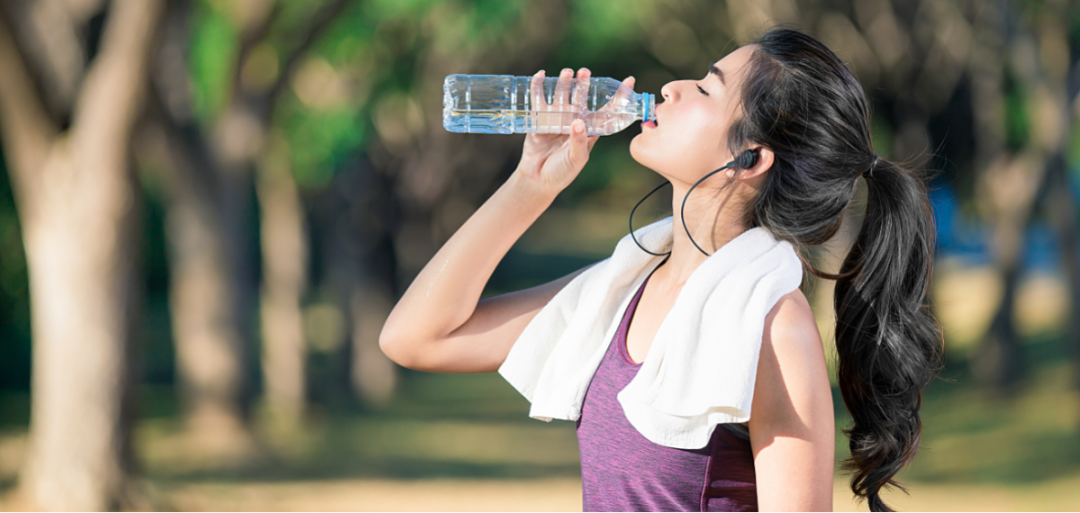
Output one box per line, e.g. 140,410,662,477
628,149,759,258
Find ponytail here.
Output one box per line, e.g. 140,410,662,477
731,27,946,511
833,158,945,511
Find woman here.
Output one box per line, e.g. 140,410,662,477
381,27,943,512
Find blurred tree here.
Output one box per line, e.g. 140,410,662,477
1018,0,1080,406
0,0,163,509
967,0,1031,392
146,0,351,439
969,0,1080,394
294,0,570,407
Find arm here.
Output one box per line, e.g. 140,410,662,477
381,67,632,374
379,170,591,373
749,289,836,511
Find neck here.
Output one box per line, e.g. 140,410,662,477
655,181,750,285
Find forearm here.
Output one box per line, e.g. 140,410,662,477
381,170,557,347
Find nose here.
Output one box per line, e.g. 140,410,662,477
660,81,689,103
661,81,675,102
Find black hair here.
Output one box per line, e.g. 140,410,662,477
724,27,946,511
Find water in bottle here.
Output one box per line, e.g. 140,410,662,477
443,74,655,136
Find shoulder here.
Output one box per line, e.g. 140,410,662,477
763,289,821,354
750,288,832,433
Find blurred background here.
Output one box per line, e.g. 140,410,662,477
0,0,1079,510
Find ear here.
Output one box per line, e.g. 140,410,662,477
731,146,773,181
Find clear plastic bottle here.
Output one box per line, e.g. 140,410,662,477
443,74,655,136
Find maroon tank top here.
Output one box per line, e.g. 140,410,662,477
576,262,759,512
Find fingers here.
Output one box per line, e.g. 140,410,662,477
568,119,590,168
555,68,572,106
531,67,604,135
531,70,546,110
573,67,591,112
615,75,635,104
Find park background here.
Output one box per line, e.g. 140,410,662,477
2,0,1080,510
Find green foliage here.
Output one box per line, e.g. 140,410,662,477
870,114,893,159
188,1,237,122
1004,73,1031,152
266,0,539,190
316,7,371,67
458,0,527,48
566,0,656,62
279,97,366,189
364,0,441,19
0,154,29,390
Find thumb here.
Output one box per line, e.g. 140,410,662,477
568,119,590,168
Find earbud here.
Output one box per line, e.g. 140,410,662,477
736,148,759,169
721,148,759,172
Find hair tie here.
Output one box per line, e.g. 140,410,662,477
867,153,881,178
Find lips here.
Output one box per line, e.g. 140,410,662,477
647,112,660,128
643,108,660,129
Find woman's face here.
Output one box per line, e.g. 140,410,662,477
629,45,756,184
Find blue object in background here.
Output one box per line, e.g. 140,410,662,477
928,181,1062,273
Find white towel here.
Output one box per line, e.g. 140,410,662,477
497,215,804,449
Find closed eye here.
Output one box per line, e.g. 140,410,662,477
696,84,709,96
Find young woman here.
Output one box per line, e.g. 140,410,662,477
381,27,943,512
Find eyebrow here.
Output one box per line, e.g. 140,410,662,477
709,63,726,85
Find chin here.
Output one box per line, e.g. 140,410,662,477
629,139,669,178
628,137,653,168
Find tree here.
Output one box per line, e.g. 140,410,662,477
0,0,163,508
147,0,351,436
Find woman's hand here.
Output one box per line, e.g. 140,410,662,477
515,67,635,196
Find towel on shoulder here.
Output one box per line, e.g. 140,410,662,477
497,216,804,449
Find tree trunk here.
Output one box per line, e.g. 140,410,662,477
0,0,163,508
1047,7,1080,423
150,0,256,449
1045,152,1080,392
313,163,400,408
165,163,254,441
971,264,1024,392
350,279,398,407
19,144,142,510
256,133,308,426
967,0,1028,392
138,103,257,453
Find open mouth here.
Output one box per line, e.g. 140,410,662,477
643,119,658,129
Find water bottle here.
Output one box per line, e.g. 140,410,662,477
443,74,655,136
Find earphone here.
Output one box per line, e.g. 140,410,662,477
629,148,760,257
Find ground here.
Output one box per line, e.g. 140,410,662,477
3,260,1080,511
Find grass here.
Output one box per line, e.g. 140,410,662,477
3,350,1080,510
3,262,1080,510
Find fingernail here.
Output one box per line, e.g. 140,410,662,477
574,122,583,134
562,68,572,74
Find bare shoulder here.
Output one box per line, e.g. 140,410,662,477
749,288,832,438
764,288,821,355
